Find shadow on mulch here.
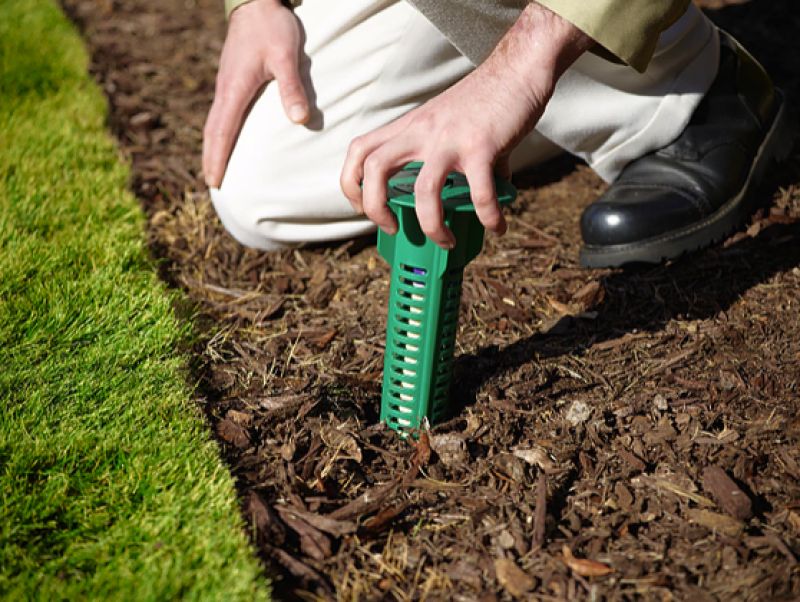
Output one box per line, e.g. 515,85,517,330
454,217,800,412
62,0,800,599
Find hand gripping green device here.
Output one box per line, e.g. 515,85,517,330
377,162,517,434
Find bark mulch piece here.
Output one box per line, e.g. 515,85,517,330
63,0,800,598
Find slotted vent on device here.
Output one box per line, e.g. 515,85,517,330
384,264,427,430
383,264,465,432
430,272,462,423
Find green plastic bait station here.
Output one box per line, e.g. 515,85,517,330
377,162,517,434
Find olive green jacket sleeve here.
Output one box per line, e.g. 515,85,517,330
224,0,301,19
536,0,690,72
224,0,690,73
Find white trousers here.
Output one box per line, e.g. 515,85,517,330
211,1,719,250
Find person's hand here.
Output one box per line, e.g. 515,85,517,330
203,0,309,188
340,2,592,249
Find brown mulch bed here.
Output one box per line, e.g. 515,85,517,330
63,0,800,599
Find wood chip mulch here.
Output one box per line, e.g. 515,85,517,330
63,0,800,599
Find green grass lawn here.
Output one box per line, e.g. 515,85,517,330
0,1,269,599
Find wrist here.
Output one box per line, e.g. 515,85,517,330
529,2,594,74
488,2,594,98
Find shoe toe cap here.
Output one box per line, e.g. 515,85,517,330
581,185,705,247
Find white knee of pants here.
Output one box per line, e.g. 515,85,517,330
209,187,291,251
535,3,719,181
210,179,380,251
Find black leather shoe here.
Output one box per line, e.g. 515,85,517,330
579,32,796,268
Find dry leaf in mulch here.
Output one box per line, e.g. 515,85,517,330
561,546,614,578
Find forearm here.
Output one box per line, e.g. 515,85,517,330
471,2,594,143
409,0,688,74
485,2,594,103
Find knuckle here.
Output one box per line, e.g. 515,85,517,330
363,154,386,175
361,189,377,208
217,84,249,105
280,79,301,97
409,111,435,131
220,76,248,95
463,136,492,157
339,172,352,194
272,49,296,67
471,192,496,208
364,202,385,222
414,177,439,196
341,182,356,202
348,136,367,159
422,223,444,241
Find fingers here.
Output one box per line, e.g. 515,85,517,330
341,114,507,248
202,57,308,189
361,148,402,235
415,160,455,249
203,79,260,188
272,51,310,125
465,161,507,235
343,145,503,248
340,136,368,211
340,119,405,211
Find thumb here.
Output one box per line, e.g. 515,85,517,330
273,54,310,125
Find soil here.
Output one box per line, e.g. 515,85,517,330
62,0,800,599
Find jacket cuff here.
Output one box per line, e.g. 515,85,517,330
535,0,690,72
225,0,302,20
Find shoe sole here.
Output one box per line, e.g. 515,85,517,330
579,90,797,269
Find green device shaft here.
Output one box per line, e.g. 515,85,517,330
377,163,516,434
